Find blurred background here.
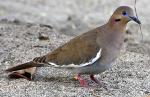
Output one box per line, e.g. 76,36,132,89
0,0,148,39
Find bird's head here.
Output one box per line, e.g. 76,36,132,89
109,6,141,25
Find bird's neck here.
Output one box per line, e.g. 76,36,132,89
101,21,127,49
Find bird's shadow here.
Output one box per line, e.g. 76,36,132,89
6,73,105,88
32,75,81,87
32,75,103,88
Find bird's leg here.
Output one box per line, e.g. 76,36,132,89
90,74,100,84
74,74,86,87
90,75,107,89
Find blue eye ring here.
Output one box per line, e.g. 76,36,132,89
122,11,127,16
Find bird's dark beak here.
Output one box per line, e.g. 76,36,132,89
129,16,141,24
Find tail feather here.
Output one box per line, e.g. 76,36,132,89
5,61,45,72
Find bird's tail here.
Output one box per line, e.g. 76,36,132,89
5,61,45,72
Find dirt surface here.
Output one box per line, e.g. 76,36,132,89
0,0,150,97
0,0,149,37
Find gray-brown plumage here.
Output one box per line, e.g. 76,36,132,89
5,6,141,86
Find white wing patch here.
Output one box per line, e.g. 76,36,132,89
48,49,102,68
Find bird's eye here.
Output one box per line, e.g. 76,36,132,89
122,11,127,16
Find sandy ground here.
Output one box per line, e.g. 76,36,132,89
0,0,150,97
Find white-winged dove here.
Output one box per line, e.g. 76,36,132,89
5,6,141,86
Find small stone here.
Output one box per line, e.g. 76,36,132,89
0,18,9,22
38,33,49,40
126,29,132,35
144,90,150,94
124,38,128,42
13,19,21,24
39,24,53,29
67,16,72,21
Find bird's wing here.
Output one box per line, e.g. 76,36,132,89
45,29,102,68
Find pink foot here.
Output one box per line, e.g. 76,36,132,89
90,75,107,89
75,74,86,87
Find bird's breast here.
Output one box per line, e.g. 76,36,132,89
107,39,124,62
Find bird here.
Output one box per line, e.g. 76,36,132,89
5,6,141,86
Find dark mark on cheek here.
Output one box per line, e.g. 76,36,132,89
115,19,121,22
